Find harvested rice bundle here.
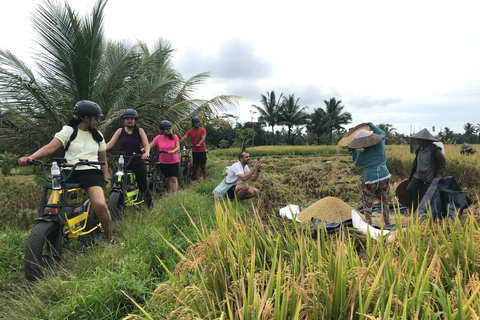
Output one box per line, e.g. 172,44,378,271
297,196,358,223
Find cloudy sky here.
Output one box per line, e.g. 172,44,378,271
1,0,479,135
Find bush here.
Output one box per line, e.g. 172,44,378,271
0,151,18,176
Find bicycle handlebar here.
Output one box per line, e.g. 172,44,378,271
27,159,105,183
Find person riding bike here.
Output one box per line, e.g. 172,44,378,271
106,109,150,202
18,100,113,244
148,120,180,194
179,117,207,185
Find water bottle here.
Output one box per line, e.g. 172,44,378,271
182,146,186,155
51,161,61,190
117,155,125,176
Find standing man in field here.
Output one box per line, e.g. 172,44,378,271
225,151,262,200
406,129,446,211
179,117,207,185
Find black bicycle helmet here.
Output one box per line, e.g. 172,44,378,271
122,109,138,119
191,117,200,123
74,100,103,117
159,120,172,130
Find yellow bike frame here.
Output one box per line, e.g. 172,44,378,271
51,187,102,239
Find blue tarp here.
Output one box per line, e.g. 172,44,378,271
311,176,471,233
415,176,471,220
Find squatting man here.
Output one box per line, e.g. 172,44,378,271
225,151,262,200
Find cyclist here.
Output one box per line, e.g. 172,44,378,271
106,109,150,202
18,100,113,244
148,120,180,194
179,117,207,185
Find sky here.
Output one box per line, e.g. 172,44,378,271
1,0,480,136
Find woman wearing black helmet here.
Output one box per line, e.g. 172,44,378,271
18,100,113,244
106,109,150,203
148,120,180,194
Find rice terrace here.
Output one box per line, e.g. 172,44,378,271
1,0,480,319
1,144,480,319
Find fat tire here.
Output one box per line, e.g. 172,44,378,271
24,221,60,281
108,190,124,220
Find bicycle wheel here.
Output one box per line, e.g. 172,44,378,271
178,166,188,188
81,200,103,244
144,179,153,207
24,221,60,281
108,190,124,220
155,172,166,193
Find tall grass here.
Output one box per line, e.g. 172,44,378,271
137,200,480,319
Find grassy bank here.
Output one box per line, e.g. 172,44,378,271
1,146,480,319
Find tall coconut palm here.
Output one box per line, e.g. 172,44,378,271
323,97,352,145
252,91,283,145
0,0,240,155
278,94,309,145
306,107,327,145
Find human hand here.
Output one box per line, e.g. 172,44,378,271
142,152,150,159
18,156,32,165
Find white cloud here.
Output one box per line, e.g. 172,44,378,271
1,0,479,135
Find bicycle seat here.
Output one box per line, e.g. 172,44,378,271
66,183,83,189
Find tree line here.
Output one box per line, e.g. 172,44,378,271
0,0,476,155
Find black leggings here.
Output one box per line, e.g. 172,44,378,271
127,163,148,195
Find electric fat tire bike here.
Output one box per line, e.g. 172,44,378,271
107,152,152,220
24,159,104,281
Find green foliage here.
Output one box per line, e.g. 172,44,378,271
0,179,41,230
0,151,18,176
0,0,240,155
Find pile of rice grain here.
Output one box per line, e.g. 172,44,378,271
296,197,357,223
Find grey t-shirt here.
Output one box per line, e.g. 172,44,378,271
414,143,435,182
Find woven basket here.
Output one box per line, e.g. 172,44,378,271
395,179,410,207
337,123,370,149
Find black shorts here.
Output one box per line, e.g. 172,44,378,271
227,184,237,199
159,162,179,178
192,151,207,165
66,169,105,189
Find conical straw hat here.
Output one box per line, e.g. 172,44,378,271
337,123,370,149
347,129,384,149
410,128,438,142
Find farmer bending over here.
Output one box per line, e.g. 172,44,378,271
225,151,262,200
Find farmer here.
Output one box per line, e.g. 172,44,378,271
224,151,262,200
179,117,207,185
348,122,390,226
406,128,446,211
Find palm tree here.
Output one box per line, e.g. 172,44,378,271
252,91,283,145
376,123,396,145
278,94,309,145
306,108,327,145
443,127,454,142
323,98,352,145
0,0,240,155
464,122,476,136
